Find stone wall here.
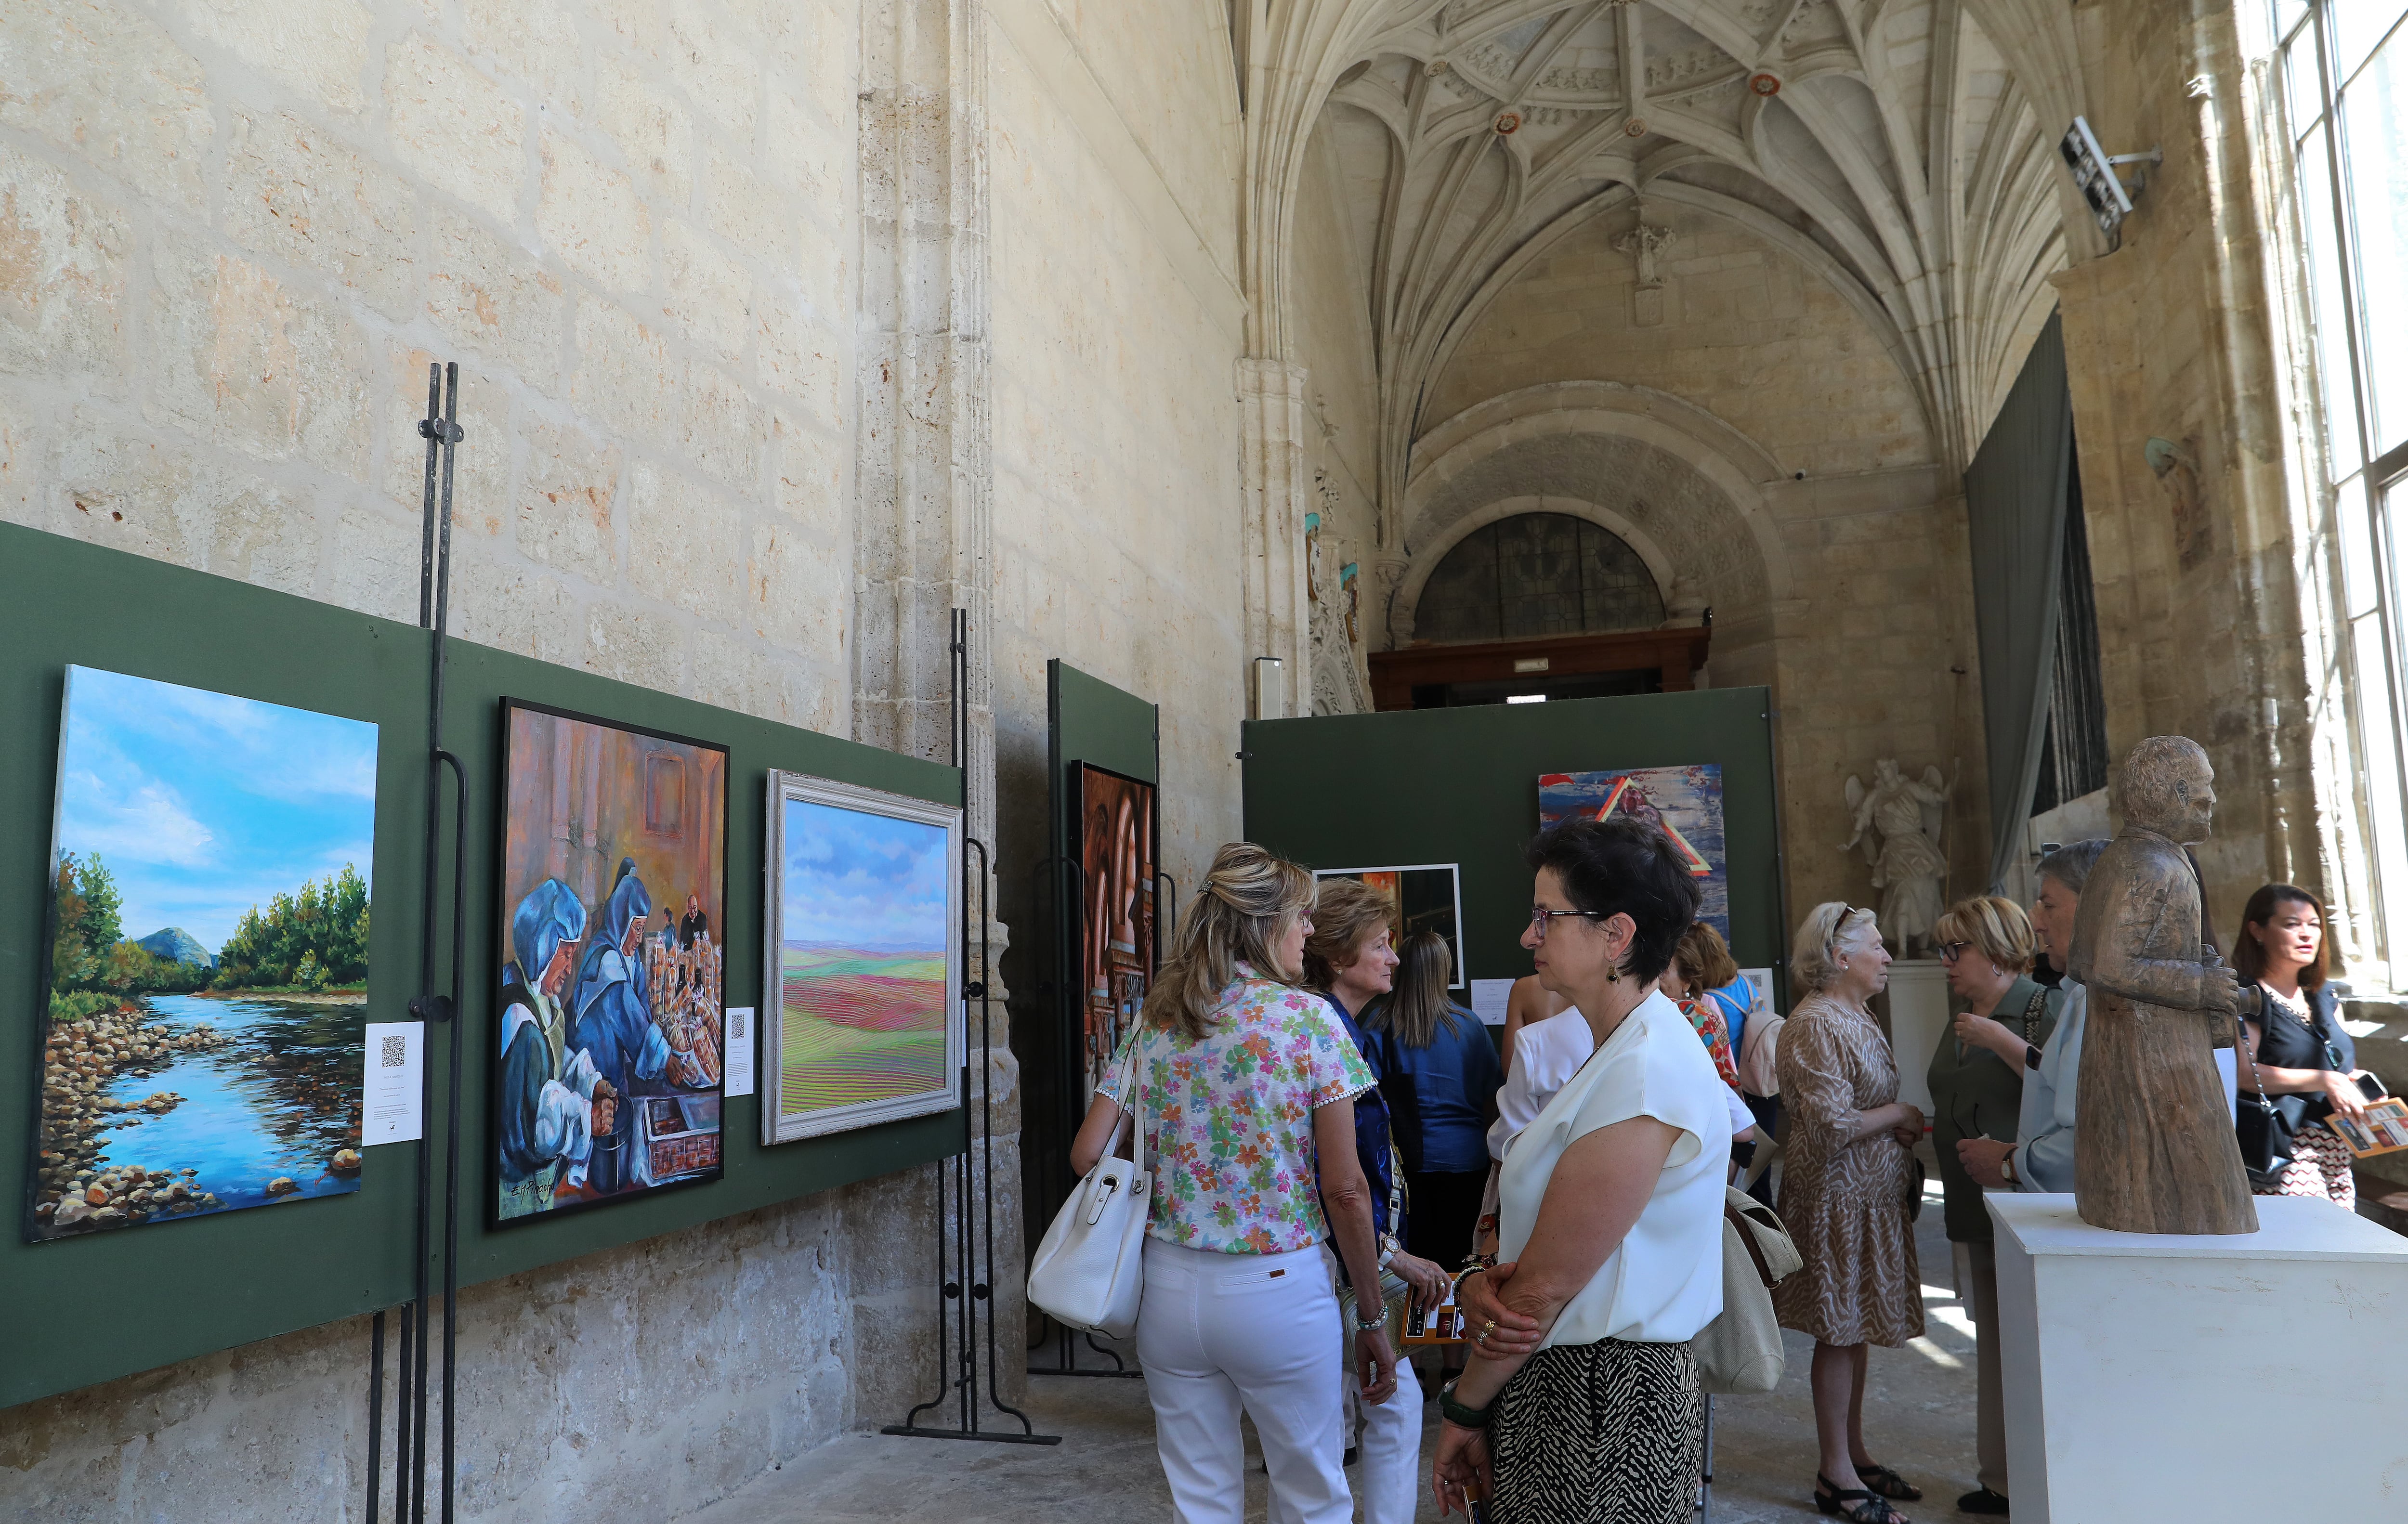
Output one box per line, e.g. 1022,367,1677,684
2054,0,2325,949
0,0,1247,1517
1406,203,1995,923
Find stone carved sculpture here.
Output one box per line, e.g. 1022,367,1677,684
1616,218,1677,289
1841,759,1955,955
2067,736,2256,1234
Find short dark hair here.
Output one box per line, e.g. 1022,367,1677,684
2234,883,2332,992
1525,817,1701,985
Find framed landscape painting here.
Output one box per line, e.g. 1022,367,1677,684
762,772,962,1144
29,666,378,1242
493,701,728,1224
1312,863,1467,990
1538,765,1728,940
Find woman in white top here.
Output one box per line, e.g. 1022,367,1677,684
1436,818,1730,1523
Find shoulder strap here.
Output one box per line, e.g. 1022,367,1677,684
1726,1200,1777,1290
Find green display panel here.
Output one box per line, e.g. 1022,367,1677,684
0,523,959,1410
1022,661,1158,1243
1240,689,1787,1001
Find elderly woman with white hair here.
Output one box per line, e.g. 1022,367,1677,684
1774,903,1927,1524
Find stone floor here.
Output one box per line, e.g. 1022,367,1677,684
693,1179,1979,1524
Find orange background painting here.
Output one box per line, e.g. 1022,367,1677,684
502,708,727,940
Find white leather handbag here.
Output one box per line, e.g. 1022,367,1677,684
1693,1187,1803,1395
1026,1041,1153,1340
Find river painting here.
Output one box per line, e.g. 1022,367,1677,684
32,994,367,1237
29,666,377,1242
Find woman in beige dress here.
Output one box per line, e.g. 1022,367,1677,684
1773,903,1926,1524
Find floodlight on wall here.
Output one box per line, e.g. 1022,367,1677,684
2058,117,2161,251
1251,656,1284,721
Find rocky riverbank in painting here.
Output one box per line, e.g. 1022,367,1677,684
29,993,366,1239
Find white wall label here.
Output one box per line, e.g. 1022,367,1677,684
362,1021,423,1145
1470,978,1516,1027
723,1006,756,1098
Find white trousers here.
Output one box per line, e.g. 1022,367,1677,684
1342,1275,1423,1524
1135,1238,1351,1524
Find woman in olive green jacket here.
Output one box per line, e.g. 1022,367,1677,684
1928,895,2062,1518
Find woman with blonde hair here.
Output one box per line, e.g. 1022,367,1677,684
1070,844,1391,1524
1925,895,2061,1517
1774,903,1926,1524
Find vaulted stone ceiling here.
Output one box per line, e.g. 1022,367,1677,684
1252,0,2084,522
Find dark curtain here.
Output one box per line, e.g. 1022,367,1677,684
1965,312,2075,893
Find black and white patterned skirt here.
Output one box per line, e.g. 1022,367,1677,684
1488,1339,1703,1524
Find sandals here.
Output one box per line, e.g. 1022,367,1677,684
1855,1462,1922,1501
1814,1472,1911,1524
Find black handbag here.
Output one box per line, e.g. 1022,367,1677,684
2236,987,2293,1189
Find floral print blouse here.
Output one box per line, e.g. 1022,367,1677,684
1098,972,1376,1254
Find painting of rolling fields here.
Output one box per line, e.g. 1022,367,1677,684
762,775,960,1143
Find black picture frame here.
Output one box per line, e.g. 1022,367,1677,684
489,698,732,1228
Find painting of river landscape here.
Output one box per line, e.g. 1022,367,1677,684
762,772,960,1144
28,666,378,1243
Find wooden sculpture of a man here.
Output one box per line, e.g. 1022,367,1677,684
2067,736,2258,1234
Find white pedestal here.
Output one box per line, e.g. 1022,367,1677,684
1883,959,1948,1113
1989,1193,2408,1522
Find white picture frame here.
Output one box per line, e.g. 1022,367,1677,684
761,770,964,1144
1311,863,1469,990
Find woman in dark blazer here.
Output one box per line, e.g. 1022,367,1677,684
1931,895,2061,1518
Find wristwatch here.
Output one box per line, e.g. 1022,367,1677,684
2001,1150,2019,1185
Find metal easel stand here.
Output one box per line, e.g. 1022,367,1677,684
884,610,1059,1445
368,361,472,1524
1695,1394,1716,1523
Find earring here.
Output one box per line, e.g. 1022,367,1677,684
1604,963,1619,984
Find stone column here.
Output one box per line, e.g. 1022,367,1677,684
851,0,1024,1416
1239,357,1312,715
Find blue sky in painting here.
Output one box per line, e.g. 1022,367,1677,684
52,667,379,954
781,797,948,952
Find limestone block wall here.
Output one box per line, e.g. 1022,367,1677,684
1424,207,1935,480
2055,0,2324,949
0,0,962,1518
983,0,1246,905
1404,208,1992,926
1286,112,1379,711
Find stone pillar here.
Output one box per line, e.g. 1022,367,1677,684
851,0,1023,1416
2052,0,2319,942
1239,357,1312,715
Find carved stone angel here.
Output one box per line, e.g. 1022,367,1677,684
1841,758,1957,956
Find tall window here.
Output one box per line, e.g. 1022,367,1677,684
2273,2,2408,966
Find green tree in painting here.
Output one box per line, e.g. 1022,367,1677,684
46,854,207,1018
215,864,371,990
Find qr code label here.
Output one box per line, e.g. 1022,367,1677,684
380,1034,407,1068
730,1010,746,1040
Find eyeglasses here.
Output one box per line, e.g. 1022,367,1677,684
1528,906,1610,942
1936,940,1973,964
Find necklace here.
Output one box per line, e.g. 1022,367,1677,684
2260,982,2312,1027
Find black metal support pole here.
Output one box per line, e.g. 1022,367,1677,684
885,609,1058,1444
367,1309,385,1524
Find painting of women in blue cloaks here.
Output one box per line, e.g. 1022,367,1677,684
1538,765,1728,941
496,702,727,1223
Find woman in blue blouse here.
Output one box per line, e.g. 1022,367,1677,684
1366,931,1504,1274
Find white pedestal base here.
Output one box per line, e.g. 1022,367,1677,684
1989,1193,2408,1522
1883,959,1948,1113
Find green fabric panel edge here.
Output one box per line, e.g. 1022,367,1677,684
1238,689,1786,1002
0,522,961,1410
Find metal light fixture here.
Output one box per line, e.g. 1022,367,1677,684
2058,116,2161,251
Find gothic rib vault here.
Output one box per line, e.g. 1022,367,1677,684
1241,0,2088,679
